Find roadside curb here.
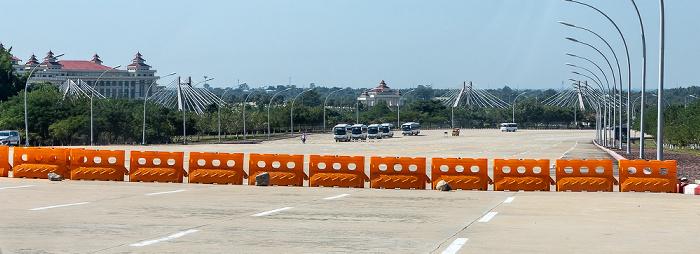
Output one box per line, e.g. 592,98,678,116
592,141,626,161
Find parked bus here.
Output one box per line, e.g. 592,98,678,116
500,123,518,132
333,124,352,142
351,124,368,140
401,122,420,136
381,123,394,138
368,124,382,139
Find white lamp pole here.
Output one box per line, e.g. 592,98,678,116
141,72,176,145
397,89,415,127
290,88,312,137
218,88,231,143
24,53,63,147
91,64,120,146
268,88,291,139
243,88,263,142
512,92,526,123
323,88,344,132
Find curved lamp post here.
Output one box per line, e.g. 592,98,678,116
630,0,649,158
268,88,291,139
657,0,665,160
218,88,231,143
290,88,313,137
512,92,527,123
572,70,611,147
24,53,64,147
183,77,214,144
243,88,264,142
323,88,344,132
397,89,416,128
91,64,121,146
141,72,176,145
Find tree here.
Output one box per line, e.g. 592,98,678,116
0,45,24,101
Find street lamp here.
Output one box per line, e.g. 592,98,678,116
657,0,666,160
243,88,264,142
24,53,64,146
290,88,313,137
182,77,214,145
142,72,176,145
511,92,526,123
630,0,649,158
218,88,231,143
91,64,120,146
397,89,416,127
323,88,344,132
268,88,291,139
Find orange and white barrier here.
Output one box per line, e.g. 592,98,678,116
188,152,246,184
0,146,10,177
309,155,367,188
12,147,69,179
248,153,306,186
369,156,429,189
555,159,617,192
69,149,127,181
430,157,491,190
493,159,553,191
129,151,186,183
619,160,678,193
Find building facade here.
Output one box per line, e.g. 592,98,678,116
11,50,161,99
357,80,406,108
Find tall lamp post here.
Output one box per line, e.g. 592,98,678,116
218,88,231,143
182,77,214,145
512,92,526,123
268,88,291,139
657,0,665,160
142,72,176,145
323,88,344,132
397,89,415,127
243,88,263,142
290,88,313,137
24,53,64,147
91,64,121,146
631,0,648,158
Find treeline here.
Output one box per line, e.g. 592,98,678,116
634,99,700,147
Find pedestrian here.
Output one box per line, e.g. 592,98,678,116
301,133,307,144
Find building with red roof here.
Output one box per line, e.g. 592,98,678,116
12,51,161,99
357,80,406,108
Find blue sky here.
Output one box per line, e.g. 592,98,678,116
2,0,698,90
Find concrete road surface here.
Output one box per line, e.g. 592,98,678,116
1,129,697,253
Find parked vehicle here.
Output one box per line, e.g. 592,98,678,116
333,124,352,142
0,130,21,146
500,123,518,132
452,128,460,136
351,124,368,140
368,124,382,139
381,123,394,138
401,122,420,136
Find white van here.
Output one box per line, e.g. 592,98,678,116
0,130,21,146
401,122,420,136
367,124,382,139
380,123,394,138
500,123,518,132
351,124,368,140
333,124,352,142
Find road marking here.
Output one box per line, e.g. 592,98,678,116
30,202,90,211
252,207,293,217
324,194,350,200
559,140,579,159
0,185,33,190
130,229,199,247
478,212,498,222
145,190,186,196
504,197,515,203
442,238,469,254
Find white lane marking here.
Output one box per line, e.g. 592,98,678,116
252,207,293,217
30,202,90,211
324,194,350,200
0,185,33,190
145,190,186,196
559,140,579,159
504,197,515,203
478,212,498,222
442,238,469,254
130,229,199,247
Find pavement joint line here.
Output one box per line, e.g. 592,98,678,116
503,197,515,203
323,194,350,200
144,189,186,196
129,229,199,247
478,212,498,222
0,185,33,190
441,238,469,254
252,206,294,217
29,202,90,211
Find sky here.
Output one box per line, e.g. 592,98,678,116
2,0,699,91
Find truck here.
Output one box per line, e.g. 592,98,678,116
381,123,394,138
367,124,382,139
351,124,368,141
401,122,420,136
333,124,352,142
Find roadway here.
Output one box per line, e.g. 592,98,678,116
1,129,698,253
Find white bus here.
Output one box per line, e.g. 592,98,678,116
500,123,518,132
401,122,420,136
368,124,382,139
381,123,394,138
333,124,352,142
351,124,368,140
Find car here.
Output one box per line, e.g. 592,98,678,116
0,130,21,146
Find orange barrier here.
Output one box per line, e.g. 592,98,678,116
129,151,186,183
69,149,127,181
248,153,306,186
12,147,69,179
188,152,246,184
369,156,429,189
493,159,553,191
309,155,367,188
555,159,617,192
619,159,678,193
431,157,491,190
0,146,10,177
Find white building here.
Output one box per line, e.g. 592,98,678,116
357,80,406,108
12,50,161,99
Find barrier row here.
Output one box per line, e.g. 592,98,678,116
0,147,680,192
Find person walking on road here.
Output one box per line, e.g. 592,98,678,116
301,133,307,144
